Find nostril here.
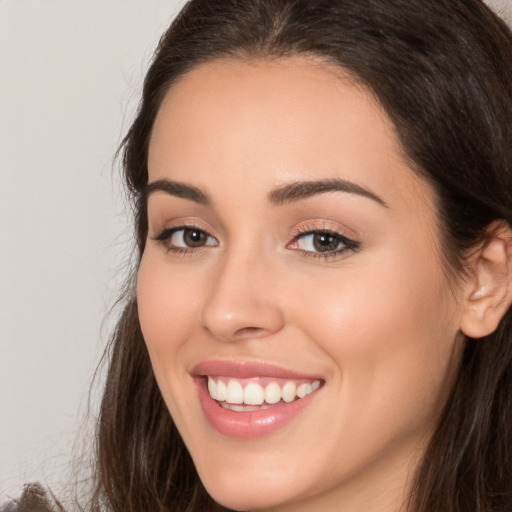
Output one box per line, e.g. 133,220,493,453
233,326,268,339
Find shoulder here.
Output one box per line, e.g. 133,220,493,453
1,483,64,512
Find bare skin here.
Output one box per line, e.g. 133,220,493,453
137,57,511,512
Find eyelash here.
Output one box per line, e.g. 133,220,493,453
288,226,360,261
152,225,218,255
151,224,360,260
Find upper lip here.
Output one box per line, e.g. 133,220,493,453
192,359,323,380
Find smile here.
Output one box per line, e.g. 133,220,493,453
193,361,324,438
207,376,322,410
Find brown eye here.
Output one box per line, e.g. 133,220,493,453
155,227,218,251
295,231,344,253
182,228,208,247
312,233,341,252
290,230,360,258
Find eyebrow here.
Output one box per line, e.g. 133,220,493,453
269,179,388,207
144,177,387,208
144,179,210,205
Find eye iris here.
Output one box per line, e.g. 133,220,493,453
184,229,206,247
313,233,340,252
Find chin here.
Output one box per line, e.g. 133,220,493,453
197,463,299,512
207,485,284,512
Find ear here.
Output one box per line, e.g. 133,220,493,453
460,221,512,339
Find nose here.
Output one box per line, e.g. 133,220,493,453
200,250,285,342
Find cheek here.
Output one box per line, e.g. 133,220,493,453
136,253,198,371
297,248,454,345
292,250,462,433
136,251,210,436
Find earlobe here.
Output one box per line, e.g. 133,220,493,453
460,222,512,339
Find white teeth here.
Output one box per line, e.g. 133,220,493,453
244,382,265,405
297,382,313,398
226,380,244,404
221,403,272,412
208,377,216,398
264,382,282,404
216,379,227,401
207,377,322,405
282,381,297,402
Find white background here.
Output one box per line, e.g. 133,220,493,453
1,0,511,505
0,0,185,501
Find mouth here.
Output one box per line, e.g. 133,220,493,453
193,361,324,438
207,376,322,411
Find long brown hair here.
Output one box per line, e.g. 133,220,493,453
90,1,512,510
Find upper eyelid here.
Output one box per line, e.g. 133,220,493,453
291,229,359,247
288,222,361,253
151,226,218,254
150,220,216,238
293,227,346,237
149,218,359,246
289,219,358,240
153,226,218,242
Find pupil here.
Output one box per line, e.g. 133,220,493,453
185,229,206,247
313,233,339,252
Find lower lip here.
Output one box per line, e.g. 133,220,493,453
196,379,320,439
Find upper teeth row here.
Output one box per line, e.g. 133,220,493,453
207,377,321,405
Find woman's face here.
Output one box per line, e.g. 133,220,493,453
138,57,466,512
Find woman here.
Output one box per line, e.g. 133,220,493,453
7,0,512,511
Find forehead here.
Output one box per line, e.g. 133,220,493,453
148,56,432,211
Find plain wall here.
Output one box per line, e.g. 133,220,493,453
1,0,511,504
0,0,185,501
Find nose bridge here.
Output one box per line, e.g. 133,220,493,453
200,243,284,342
